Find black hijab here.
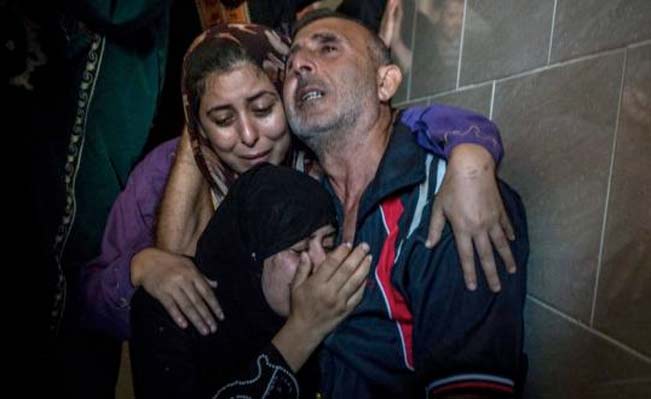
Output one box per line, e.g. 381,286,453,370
194,163,337,379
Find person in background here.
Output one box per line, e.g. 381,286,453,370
10,0,172,397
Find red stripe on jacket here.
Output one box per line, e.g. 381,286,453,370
376,196,414,370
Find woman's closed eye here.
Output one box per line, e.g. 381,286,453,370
252,105,274,117
290,240,308,255
210,111,234,127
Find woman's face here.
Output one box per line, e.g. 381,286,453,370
261,224,337,317
198,63,291,174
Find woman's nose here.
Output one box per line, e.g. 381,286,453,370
239,117,259,147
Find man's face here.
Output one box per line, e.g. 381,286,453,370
283,18,378,151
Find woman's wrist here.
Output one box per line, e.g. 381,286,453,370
271,316,325,372
130,247,155,287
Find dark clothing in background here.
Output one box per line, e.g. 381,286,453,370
337,0,388,31
7,0,172,397
248,0,317,34
224,0,389,36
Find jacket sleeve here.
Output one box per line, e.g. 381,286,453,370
406,181,529,397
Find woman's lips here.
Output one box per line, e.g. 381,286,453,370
240,149,272,163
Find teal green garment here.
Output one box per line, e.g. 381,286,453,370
60,1,171,269
43,1,172,334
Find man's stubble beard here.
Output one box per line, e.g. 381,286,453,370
288,74,375,158
289,104,359,158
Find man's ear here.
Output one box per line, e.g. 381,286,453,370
377,64,403,102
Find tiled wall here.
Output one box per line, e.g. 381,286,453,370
393,1,651,397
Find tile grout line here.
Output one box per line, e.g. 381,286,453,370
628,39,651,49
406,81,494,107
405,0,420,101
398,41,644,105
527,295,651,364
547,0,558,64
589,49,628,327
489,80,496,119
455,0,469,89
497,46,626,83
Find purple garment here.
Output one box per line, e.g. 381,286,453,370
81,138,179,340
401,104,503,163
81,105,502,341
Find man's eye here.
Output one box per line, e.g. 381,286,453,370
322,45,336,54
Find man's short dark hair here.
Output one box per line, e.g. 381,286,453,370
291,9,392,67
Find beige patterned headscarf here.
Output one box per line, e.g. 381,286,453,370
181,23,292,204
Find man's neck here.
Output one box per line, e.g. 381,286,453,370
318,106,395,242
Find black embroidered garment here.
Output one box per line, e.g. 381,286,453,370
130,163,336,398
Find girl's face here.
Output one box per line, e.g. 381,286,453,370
198,63,291,174
261,224,337,317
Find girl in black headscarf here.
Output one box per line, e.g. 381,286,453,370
130,163,372,399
